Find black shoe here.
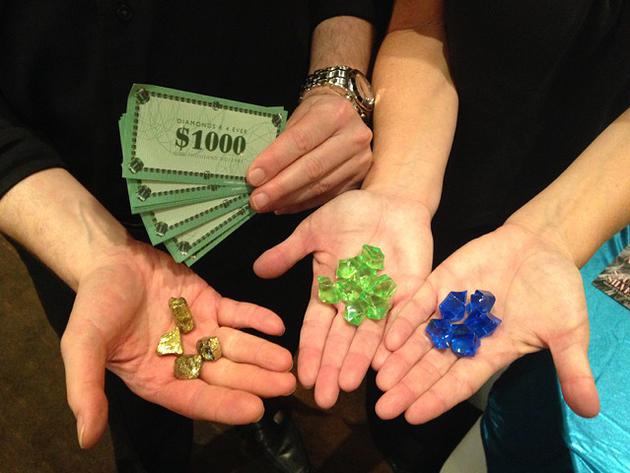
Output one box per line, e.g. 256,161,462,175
243,408,312,473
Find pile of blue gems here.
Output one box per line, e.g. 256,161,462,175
426,290,501,357
317,244,397,326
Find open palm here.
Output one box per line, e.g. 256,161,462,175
254,190,432,408
60,240,295,448
376,222,600,423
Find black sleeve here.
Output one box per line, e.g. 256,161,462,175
309,0,378,28
0,93,66,198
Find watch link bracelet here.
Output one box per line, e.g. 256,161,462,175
300,66,375,122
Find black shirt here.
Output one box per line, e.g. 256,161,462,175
435,0,630,234
0,0,380,218
0,0,385,352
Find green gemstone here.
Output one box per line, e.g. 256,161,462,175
336,258,358,279
370,274,397,299
336,279,361,304
317,275,340,304
361,244,385,271
357,272,377,291
344,300,368,326
362,293,391,320
353,256,376,276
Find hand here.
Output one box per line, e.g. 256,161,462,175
254,190,433,408
60,240,295,448
375,222,600,424
246,89,373,214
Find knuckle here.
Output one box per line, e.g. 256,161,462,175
353,125,373,146
303,155,326,181
310,178,331,197
327,99,353,124
289,127,313,155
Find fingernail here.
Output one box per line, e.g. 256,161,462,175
248,168,266,186
252,192,269,210
77,419,85,449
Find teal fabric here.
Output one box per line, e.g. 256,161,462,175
562,226,630,472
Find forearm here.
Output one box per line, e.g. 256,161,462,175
363,0,457,215
508,107,630,267
0,168,130,290
309,16,374,73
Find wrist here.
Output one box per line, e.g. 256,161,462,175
360,184,435,225
300,65,375,122
361,165,443,218
504,206,579,267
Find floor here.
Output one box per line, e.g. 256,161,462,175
0,235,391,473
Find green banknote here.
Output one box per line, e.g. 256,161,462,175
182,210,252,267
164,205,254,264
121,84,287,184
140,193,249,244
126,179,248,213
118,84,282,264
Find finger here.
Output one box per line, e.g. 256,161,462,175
60,317,108,449
314,312,356,408
253,220,312,279
215,297,285,336
403,351,508,424
297,298,337,388
385,282,437,351
549,328,600,418
339,318,386,392
274,179,358,215
250,137,371,212
209,326,293,372
200,359,296,397
246,110,340,187
371,311,400,370
376,322,433,391
375,347,457,420
158,380,264,425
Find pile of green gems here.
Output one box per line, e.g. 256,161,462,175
317,244,397,326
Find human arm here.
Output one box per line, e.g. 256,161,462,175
254,0,459,407
0,169,296,446
246,13,375,213
376,106,630,423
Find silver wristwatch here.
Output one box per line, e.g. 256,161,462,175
300,66,375,122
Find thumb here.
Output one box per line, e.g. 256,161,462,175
60,314,109,449
548,324,600,418
254,219,313,278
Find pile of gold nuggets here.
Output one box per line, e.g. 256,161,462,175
156,297,222,379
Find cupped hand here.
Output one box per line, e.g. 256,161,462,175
246,89,373,214
254,190,433,408
375,222,600,424
60,240,295,448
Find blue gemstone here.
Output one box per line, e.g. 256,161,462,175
450,325,480,357
469,289,496,314
465,310,502,338
439,291,467,322
425,319,454,349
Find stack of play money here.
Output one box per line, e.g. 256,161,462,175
118,84,286,266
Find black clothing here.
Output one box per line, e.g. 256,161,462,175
0,2,381,472
371,2,630,472
435,0,630,233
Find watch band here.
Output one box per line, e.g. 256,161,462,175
300,66,374,122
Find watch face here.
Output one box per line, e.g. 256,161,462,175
353,72,375,108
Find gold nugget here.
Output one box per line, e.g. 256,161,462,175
174,354,203,379
156,326,183,356
169,297,195,333
196,336,222,361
